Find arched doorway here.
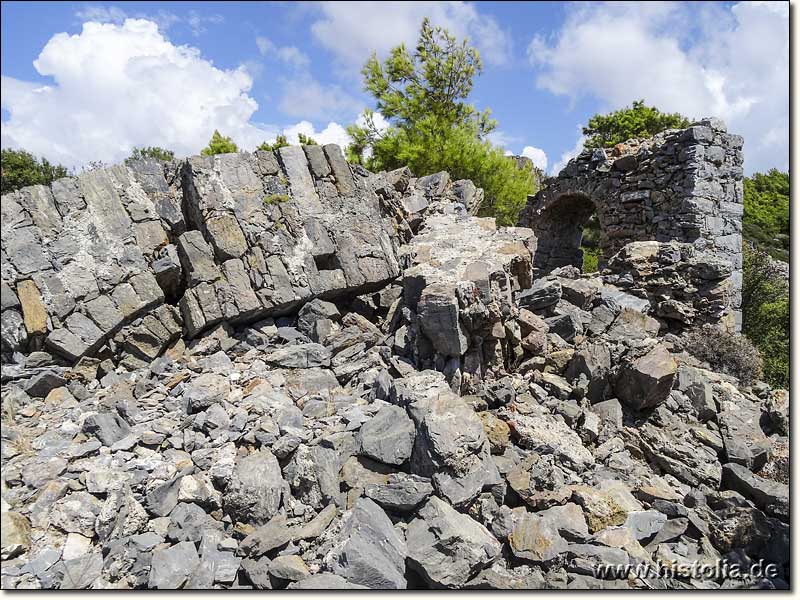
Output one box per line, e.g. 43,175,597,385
529,193,601,274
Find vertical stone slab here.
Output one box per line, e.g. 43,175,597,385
323,144,355,196
277,146,324,216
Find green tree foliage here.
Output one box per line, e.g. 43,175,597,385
741,245,789,389
297,133,318,145
582,100,691,148
1,148,68,194
743,169,789,261
257,134,289,152
126,146,175,163
201,130,238,156
347,18,536,225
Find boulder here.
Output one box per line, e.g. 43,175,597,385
328,498,407,589
358,404,415,465
615,344,676,410
407,496,501,588
224,450,284,525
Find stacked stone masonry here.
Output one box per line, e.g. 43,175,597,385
517,118,743,329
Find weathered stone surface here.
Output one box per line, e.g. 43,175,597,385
615,344,677,410
16,280,48,336
2,145,401,364
506,410,593,471
364,473,433,513
407,373,497,506
224,450,283,525
508,511,567,562
417,283,468,357
265,343,331,368
0,123,782,591
407,496,501,588
519,279,562,310
82,411,131,446
722,463,788,518
328,498,407,589
358,404,415,465
1,512,31,559
148,541,201,589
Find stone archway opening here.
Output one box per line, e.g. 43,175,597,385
529,193,600,274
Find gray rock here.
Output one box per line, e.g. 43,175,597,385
328,498,407,589
721,462,788,519
240,514,293,557
265,343,331,368
288,573,368,589
365,473,434,513
297,299,340,337
60,552,103,589
508,511,567,562
241,557,273,589
82,411,131,446
623,510,667,542
358,404,415,465
418,283,468,357
1,512,31,560
148,541,201,589
407,495,501,588
269,554,309,582
615,344,677,410
167,502,222,542
224,450,284,525
24,370,67,398
407,377,498,506
184,372,230,413
518,279,560,312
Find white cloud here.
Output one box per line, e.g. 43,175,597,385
73,4,215,35
528,1,788,173
310,1,512,71
256,37,310,68
486,130,520,150
277,75,362,121
0,19,354,169
280,121,351,148
521,146,547,172
75,5,128,24
487,131,548,171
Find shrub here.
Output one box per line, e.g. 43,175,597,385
1,148,68,193
741,245,789,389
126,146,175,163
201,130,238,156
682,325,763,386
582,100,691,148
258,135,289,152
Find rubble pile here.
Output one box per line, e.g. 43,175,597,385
0,133,789,590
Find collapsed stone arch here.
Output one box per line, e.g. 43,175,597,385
518,118,745,328
524,191,600,273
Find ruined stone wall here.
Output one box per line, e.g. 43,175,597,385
517,118,744,328
1,145,401,367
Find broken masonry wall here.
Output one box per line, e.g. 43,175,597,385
518,118,744,329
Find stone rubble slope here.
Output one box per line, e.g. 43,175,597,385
0,133,789,590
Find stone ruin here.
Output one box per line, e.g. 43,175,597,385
518,118,743,330
0,123,788,590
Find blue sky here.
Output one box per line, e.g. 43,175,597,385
0,1,789,174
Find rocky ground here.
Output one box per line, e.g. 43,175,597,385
0,145,790,590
